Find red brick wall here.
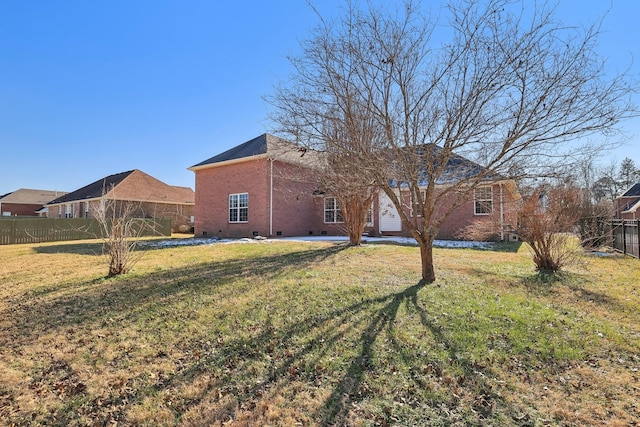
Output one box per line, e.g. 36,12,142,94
436,183,518,240
0,203,44,216
194,159,271,238
194,159,351,238
377,183,518,240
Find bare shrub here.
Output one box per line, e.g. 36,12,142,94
94,195,161,277
518,186,583,272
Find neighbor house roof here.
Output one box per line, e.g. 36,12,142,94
0,188,67,205
48,170,194,205
48,171,134,204
620,183,640,198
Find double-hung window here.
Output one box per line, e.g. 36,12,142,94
324,197,343,223
65,204,73,218
229,193,248,223
474,186,493,215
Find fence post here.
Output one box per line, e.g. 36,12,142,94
637,219,640,258
11,219,16,245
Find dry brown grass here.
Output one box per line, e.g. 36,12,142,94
0,238,638,426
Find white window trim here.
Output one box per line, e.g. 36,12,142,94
229,193,248,223
474,186,493,215
365,204,374,226
324,197,343,224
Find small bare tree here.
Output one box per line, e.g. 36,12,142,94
321,156,376,245
93,191,161,277
270,0,637,282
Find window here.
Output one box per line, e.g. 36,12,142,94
365,204,374,226
324,197,343,223
474,187,493,215
229,193,248,223
84,202,90,218
410,190,426,217
65,204,72,218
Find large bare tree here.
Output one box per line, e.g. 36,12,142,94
270,0,636,282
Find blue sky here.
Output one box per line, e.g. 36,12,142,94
1,0,638,196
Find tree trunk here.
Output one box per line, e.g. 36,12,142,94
418,239,436,283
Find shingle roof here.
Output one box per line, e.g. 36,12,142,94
48,171,134,204
47,170,195,205
621,183,640,198
391,144,504,186
190,134,270,168
0,188,68,205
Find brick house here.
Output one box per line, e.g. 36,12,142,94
189,134,520,240
0,189,67,217
46,170,195,232
615,183,640,220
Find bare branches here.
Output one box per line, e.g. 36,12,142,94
269,0,636,281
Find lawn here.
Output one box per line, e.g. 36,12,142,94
0,238,638,426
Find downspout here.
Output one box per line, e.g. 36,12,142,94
499,183,504,241
269,159,274,236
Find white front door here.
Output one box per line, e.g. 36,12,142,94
379,193,402,232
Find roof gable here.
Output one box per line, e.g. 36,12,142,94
190,134,270,168
189,133,317,171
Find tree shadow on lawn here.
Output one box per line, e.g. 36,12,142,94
32,236,189,256
315,281,504,425
154,281,514,425
33,241,105,255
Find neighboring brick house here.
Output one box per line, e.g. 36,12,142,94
615,183,640,220
0,189,67,217
189,134,520,240
46,170,195,232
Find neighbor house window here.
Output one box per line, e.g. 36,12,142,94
324,197,343,223
84,202,90,218
474,186,493,215
65,204,72,218
229,193,248,223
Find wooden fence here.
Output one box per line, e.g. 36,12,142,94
0,217,171,245
611,219,639,259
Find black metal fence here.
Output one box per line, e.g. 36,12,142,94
0,217,171,245
611,219,639,259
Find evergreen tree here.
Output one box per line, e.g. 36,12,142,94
618,157,639,191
